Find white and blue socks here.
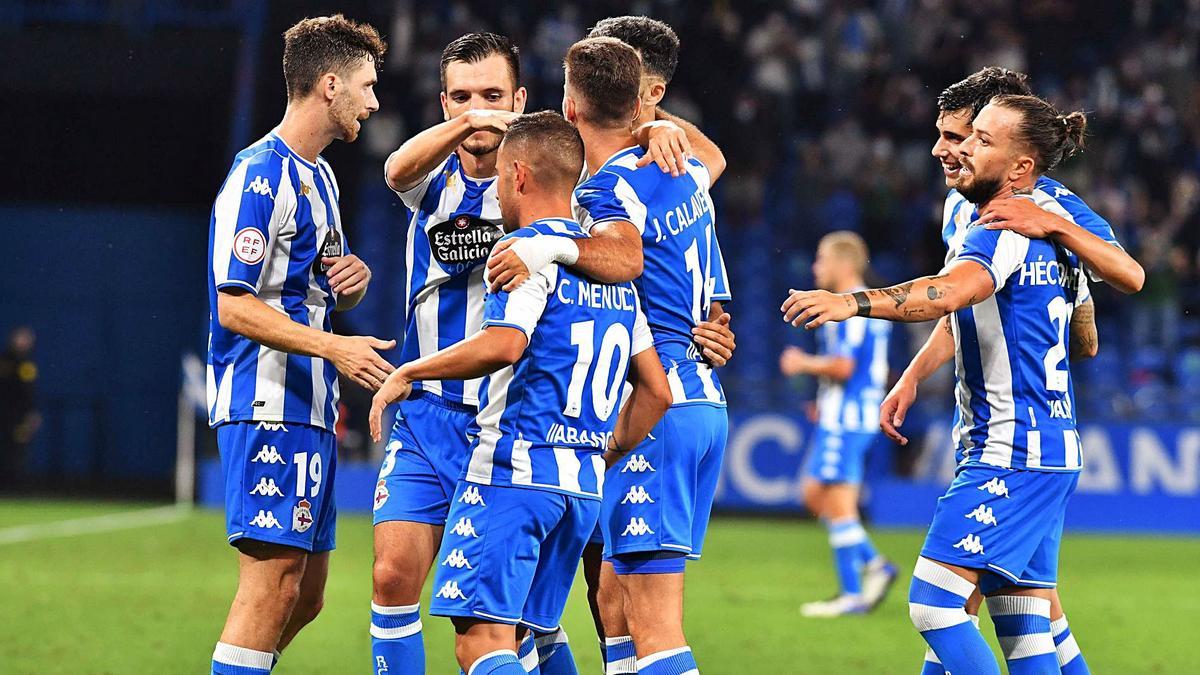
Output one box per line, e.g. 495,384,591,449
919,614,979,674
604,636,638,674
827,517,873,597
987,595,1058,674
636,646,698,675
534,627,577,674
370,602,424,674
212,642,273,675
908,558,1001,675
518,632,541,674
469,649,527,675
1052,616,1090,674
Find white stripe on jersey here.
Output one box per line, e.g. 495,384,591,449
972,295,1016,469
553,447,583,494
467,365,513,484
1027,430,1042,469
510,438,533,486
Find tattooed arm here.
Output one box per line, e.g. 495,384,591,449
1069,298,1099,361
781,260,995,329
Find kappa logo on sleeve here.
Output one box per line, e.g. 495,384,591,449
244,175,274,199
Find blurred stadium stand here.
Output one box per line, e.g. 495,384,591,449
2,1,1196,526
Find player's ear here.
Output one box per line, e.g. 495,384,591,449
1010,154,1036,183
514,161,527,194
322,73,339,102
513,87,528,114
645,80,666,108
440,92,450,122
562,95,577,124
630,99,643,128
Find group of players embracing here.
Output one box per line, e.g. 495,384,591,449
204,10,1143,675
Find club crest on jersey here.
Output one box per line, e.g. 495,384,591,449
427,215,503,274
232,227,267,265
314,228,344,275
251,445,286,465
292,499,314,533
441,549,473,569
249,477,284,497
373,480,389,512
620,517,655,537
249,509,282,529
458,486,486,506
620,454,656,473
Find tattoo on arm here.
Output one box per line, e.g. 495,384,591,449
943,317,954,337
1069,300,1098,360
852,291,871,317
880,281,914,308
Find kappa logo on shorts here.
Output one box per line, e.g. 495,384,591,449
978,478,1011,498
620,486,655,505
248,510,283,529
441,548,473,569
965,504,998,526
251,445,286,465
435,580,469,600
292,499,313,533
620,454,656,473
249,477,284,497
953,534,985,554
449,517,479,538
458,486,486,506
373,480,390,512
255,421,288,432
620,517,655,537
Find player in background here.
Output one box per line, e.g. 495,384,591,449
206,15,389,675
368,111,672,675
889,67,1144,675
487,37,729,675
783,95,1105,675
778,231,898,618
371,32,733,674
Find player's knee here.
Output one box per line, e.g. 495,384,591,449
372,553,423,602
908,576,968,632
801,481,824,516
291,592,325,627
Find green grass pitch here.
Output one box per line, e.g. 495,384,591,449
0,499,1195,673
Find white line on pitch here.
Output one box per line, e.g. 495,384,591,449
0,504,191,546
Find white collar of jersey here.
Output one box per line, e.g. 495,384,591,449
269,129,319,170
597,144,641,171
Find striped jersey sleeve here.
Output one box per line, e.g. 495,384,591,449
955,226,1031,293
574,171,647,233
392,154,453,210
482,267,554,338
211,149,293,295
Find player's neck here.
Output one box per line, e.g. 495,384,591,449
456,148,498,179
977,176,1037,211
634,106,657,128
516,197,573,231
579,124,637,174
277,103,335,163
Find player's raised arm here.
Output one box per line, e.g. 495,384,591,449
384,110,519,192
978,196,1144,293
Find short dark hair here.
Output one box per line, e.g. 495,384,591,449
440,32,521,91
587,16,679,84
937,67,1032,119
989,94,1087,173
564,37,641,128
502,111,584,190
283,14,386,100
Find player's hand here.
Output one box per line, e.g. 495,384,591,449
692,312,735,366
486,239,531,292
978,197,1066,239
781,289,855,329
779,345,810,376
369,368,413,442
328,335,396,391
463,109,519,134
635,120,692,177
879,375,918,446
322,255,371,296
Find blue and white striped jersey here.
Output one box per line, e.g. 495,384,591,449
207,131,346,431
943,184,1107,471
464,219,653,499
573,146,728,407
394,152,504,406
815,306,891,434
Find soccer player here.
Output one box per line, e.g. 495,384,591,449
206,15,389,675
371,32,733,674
368,110,672,675
782,95,1107,674
778,231,897,618
892,67,1143,675
486,37,729,674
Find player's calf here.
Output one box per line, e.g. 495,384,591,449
371,520,442,675
612,553,689,668
453,618,523,675
908,557,1000,675
213,542,308,675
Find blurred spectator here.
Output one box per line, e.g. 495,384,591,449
0,327,40,490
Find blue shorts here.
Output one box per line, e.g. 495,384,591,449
803,428,876,484
429,481,600,632
216,421,337,553
601,404,728,562
373,392,476,526
921,464,1079,591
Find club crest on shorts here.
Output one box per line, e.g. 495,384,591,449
292,499,314,533
373,480,390,512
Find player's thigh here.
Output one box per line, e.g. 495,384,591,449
616,570,685,621
685,405,729,559
235,539,309,598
